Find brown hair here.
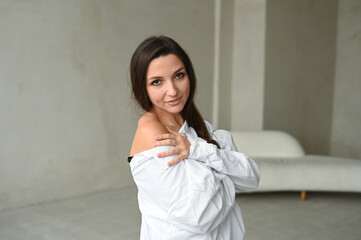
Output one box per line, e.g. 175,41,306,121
130,35,219,148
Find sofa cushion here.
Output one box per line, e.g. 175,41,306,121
248,155,361,192
231,130,305,158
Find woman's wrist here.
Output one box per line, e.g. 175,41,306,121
188,137,217,161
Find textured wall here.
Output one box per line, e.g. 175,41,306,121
330,0,361,159
218,0,234,130
263,0,338,155
0,0,214,212
230,0,266,131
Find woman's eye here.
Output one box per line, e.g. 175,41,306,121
175,72,185,79
151,80,161,86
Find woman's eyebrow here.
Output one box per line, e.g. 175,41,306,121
174,67,185,73
147,67,186,81
147,75,162,81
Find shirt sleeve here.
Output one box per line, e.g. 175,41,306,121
130,146,236,234
187,122,260,192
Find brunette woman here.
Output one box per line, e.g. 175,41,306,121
128,35,260,239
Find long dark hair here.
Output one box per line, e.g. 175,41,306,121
130,35,219,148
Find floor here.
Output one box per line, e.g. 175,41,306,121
0,186,360,240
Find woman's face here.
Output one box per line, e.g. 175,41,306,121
146,54,190,116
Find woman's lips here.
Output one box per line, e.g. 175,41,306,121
167,97,181,105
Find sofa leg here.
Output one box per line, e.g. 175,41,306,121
301,191,307,201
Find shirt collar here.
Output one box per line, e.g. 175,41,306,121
178,120,189,134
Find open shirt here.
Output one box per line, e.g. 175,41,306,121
129,121,260,240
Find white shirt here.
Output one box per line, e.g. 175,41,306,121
129,121,260,240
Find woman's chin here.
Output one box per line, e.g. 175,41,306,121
156,106,184,115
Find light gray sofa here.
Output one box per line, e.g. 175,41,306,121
231,130,361,200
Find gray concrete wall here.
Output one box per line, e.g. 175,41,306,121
2,0,360,213
330,0,361,159
263,0,338,155
231,0,266,131
0,0,214,212
218,0,234,130
225,0,360,159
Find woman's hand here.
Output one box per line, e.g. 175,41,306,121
154,127,191,167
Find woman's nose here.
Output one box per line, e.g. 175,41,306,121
166,81,177,96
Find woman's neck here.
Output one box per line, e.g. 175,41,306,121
151,108,184,131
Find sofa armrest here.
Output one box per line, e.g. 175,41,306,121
230,130,305,158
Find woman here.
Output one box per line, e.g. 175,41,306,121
128,35,260,239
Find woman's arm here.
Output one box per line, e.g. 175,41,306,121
130,147,236,234
186,122,260,192
130,120,235,233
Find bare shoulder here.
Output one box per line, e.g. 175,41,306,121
137,113,168,137
130,112,168,156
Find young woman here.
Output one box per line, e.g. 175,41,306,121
128,35,260,239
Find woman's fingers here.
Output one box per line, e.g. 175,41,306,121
155,133,176,141
157,148,178,158
167,156,183,167
154,126,190,166
154,139,177,147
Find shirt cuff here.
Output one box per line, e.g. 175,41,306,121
188,139,217,162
